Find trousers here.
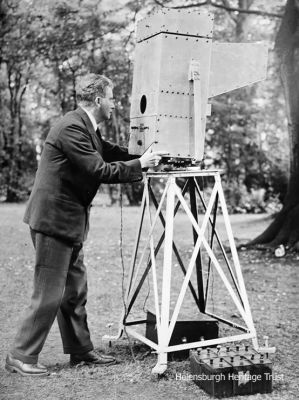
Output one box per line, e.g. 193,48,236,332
11,229,93,364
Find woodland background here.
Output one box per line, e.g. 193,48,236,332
0,0,289,208
1,3,299,398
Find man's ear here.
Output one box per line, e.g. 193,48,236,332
95,97,101,106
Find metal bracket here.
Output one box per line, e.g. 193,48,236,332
188,60,203,160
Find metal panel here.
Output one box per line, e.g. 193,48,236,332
137,8,214,42
129,33,212,159
157,35,212,158
130,36,162,118
128,115,157,155
209,43,268,98
155,116,190,157
158,35,211,110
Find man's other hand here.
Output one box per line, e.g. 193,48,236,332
139,150,169,169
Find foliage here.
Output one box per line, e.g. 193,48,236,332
0,0,290,211
0,0,141,202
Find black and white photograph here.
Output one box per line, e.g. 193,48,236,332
0,0,298,399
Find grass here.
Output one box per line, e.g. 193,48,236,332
0,202,298,400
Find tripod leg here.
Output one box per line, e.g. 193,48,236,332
189,178,205,312
215,173,258,345
152,176,175,374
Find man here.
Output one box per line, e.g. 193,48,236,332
5,74,165,376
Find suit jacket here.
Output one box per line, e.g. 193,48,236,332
24,107,143,243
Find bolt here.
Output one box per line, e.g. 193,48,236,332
263,335,269,347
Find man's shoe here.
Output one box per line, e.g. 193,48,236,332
94,348,116,362
70,350,116,366
5,354,49,377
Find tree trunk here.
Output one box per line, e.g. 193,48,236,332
235,0,253,41
246,0,299,250
5,63,28,202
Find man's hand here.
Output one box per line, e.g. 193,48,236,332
139,150,169,169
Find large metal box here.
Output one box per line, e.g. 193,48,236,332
129,9,213,159
128,8,268,160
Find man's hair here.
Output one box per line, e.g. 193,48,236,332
76,74,113,105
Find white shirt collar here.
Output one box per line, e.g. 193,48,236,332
81,106,98,132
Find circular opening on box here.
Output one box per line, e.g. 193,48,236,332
140,95,147,114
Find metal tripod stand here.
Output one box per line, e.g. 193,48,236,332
105,169,258,374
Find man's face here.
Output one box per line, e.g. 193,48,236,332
95,86,115,122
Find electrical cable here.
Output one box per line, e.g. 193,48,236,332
142,255,151,314
119,185,136,361
119,185,127,318
142,192,153,314
141,140,158,155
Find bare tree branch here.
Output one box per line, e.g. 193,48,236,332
154,0,208,7
152,0,283,18
123,5,140,49
212,1,282,18
221,0,238,23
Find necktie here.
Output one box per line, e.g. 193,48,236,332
95,128,102,141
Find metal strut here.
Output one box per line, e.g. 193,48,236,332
103,169,259,374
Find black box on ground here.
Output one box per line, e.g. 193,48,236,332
145,310,219,360
189,345,272,397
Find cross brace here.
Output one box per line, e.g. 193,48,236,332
103,169,258,374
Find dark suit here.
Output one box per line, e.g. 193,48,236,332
11,107,143,363
24,107,142,243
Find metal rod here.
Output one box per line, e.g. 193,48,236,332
201,233,250,326
160,177,176,353
188,59,203,159
145,179,161,337
166,183,219,344
148,182,202,309
126,179,171,310
214,174,257,342
159,332,255,353
124,319,148,326
126,181,190,315
189,178,205,312
125,184,147,301
193,178,243,304
125,326,159,351
204,311,249,332
204,189,219,308
172,183,250,327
